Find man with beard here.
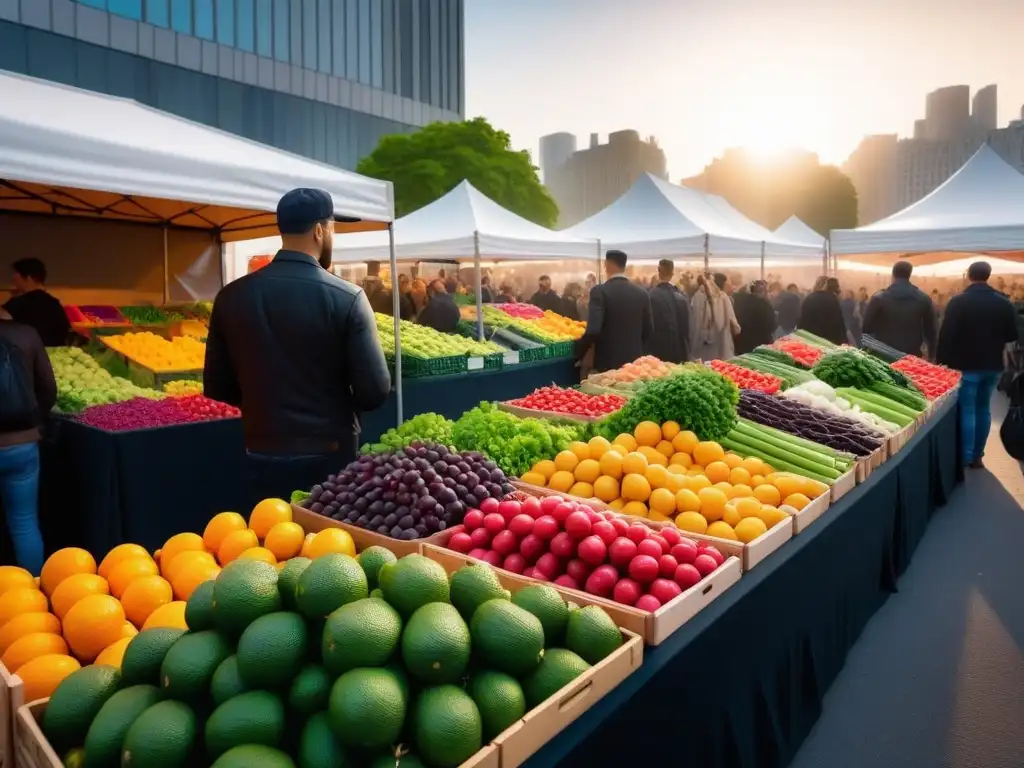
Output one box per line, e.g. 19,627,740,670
204,188,391,504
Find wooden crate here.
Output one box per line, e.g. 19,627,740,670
14,701,59,768
509,481,610,513
291,503,454,557
783,493,830,535
686,517,792,571
830,468,856,502
0,664,24,768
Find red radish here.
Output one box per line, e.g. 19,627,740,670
612,578,642,606
552,502,575,523
585,565,619,597
468,547,488,561
523,496,544,519
658,554,678,578
670,540,698,565
601,511,616,521
628,555,659,584
565,558,592,584
549,532,575,559
565,511,592,540
498,500,522,521
701,546,725,566
591,520,617,545
626,524,650,544
610,518,629,536
491,530,519,556
503,553,527,573
525,567,549,582
481,550,503,567
469,528,492,548
522,566,538,578
519,534,545,563
693,554,718,577
447,532,473,553
553,574,579,589
576,535,607,566
649,578,682,604
483,513,505,534
649,534,670,555
478,498,499,515
533,516,559,540
674,563,701,590
535,552,563,579
635,594,662,612
587,510,604,525
539,496,562,515
659,526,682,546
608,537,638,568
463,510,484,531
508,514,535,537
636,539,663,560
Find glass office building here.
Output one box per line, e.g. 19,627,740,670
0,0,464,169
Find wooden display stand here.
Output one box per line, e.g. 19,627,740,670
0,664,24,768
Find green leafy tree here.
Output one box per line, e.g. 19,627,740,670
357,117,559,227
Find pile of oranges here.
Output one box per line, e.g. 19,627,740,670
521,420,828,544
534,311,587,340
0,498,355,701
104,332,206,372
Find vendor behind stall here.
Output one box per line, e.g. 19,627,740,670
417,279,460,333
204,188,392,504
4,259,70,347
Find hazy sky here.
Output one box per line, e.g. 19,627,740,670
464,0,1024,179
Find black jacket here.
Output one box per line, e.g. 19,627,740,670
646,282,689,363
798,290,847,345
529,290,562,313
862,279,937,357
732,292,776,354
204,250,391,456
3,289,71,347
0,320,57,447
774,290,801,333
417,293,460,333
937,283,1017,372
575,276,654,372
559,296,581,321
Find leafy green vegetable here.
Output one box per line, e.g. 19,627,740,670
452,402,582,477
597,366,739,441
812,350,914,390
290,489,310,505
361,412,455,454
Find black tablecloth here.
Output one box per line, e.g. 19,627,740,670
523,396,962,768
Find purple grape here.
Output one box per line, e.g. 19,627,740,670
455,485,468,498
423,469,438,484
383,513,398,527
369,515,385,528
433,461,448,474
377,525,391,535
414,524,428,537
446,465,460,479
383,501,396,514
382,491,396,503
501,483,514,495
489,468,505,483
443,477,456,489
437,488,457,504
482,460,497,472
423,515,439,531
456,474,468,487
465,472,480,489
414,458,430,471
310,502,324,514
399,515,415,528
472,485,489,501
438,521,447,531
425,450,439,463
457,461,471,474
391,525,404,538
401,529,419,541
355,515,369,527
396,492,412,507
436,445,449,457
353,498,368,512
320,491,335,504
463,494,479,510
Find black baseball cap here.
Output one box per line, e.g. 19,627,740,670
276,188,359,234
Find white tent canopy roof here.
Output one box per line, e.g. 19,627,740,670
774,216,826,247
331,180,599,263
831,144,1024,261
0,69,393,240
562,174,823,259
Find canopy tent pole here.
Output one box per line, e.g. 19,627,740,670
703,234,710,272
760,241,766,280
822,243,828,276
596,239,603,284
388,223,403,425
473,230,484,342
162,226,169,304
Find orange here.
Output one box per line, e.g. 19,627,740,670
16,654,80,701
567,482,592,499
598,451,624,480
648,511,672,524
674,510,708,534
639,446,667,467
612,433,638,452
0,588,48,626
672,430,698,454
573,459,601,485
692,441,725,467
94,637,132,669
265,522,306,561
520,472,546,487
669,452,692,469
158,533,205,577
299,532,316,559
593,476,620,503
608,499,625,511
547,470,575,493
305,528,356,560
649,488,677,516
661,421,681,441
249,498,293,540
621,474,652,503
532,460,557,481
689,474,712,492
163,550,217,584
800,478,829,498
97,544,151,580
735,517,769,543
707,521,739,541
107,558,159,600
2,633,67,673
50,574,110,620
553,451,579,473
621,452,648,476
774,474,803,499
238,548,277,566
121,622,138,639
741,457,766,476
217,529,259,565
621,501,649,518
120,575,173,628
202,512,248,554
633,421,662,448
753,484,782,506
697,487,728,522
714,481,736,498
783,493,811,511
608,443,629,456
735,497,763,519
687,465,705,477
731,484,754,499
62,594,125,662
729,467,752,486
675,489,702,514
750,474,767,488
704,461,731,484
142,601,187,631
644,464,668,490
662,472,686,494
758,505,788,528
655,440,675,459
0,566,34,596
587,436,611,459
171,560,221,601
568,441,591,461
0,613,61,655
40,548,96,597
723,453,743,470
722,503,742,527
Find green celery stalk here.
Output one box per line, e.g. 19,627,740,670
841,388,919,418
731,422,839,469
721,437,836,485
723,432,841,480
839,391,913,426
736,416,852,460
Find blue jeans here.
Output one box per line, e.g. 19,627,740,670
0,442,45,575
959,371,1001,464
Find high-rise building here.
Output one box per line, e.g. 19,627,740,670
538,132,577,184
841,135,899,225
0,0,464,171
972,84,998,132
924,85,970,140
543,130,668,227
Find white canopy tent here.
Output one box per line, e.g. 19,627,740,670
831,144,1024,265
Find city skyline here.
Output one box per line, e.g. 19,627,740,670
464,0,1024,178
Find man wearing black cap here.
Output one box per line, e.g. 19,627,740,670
574,250,653,372
204,188,392,504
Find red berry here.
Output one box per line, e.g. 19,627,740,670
670,540,698,565
565,558,592,584
549,532,575,559
478,498,499,515
469,528,492,548
498,500,522,521
503,553,527,573
522,496,544,519
585,565,618,597
628,555,660,584
649,578,682,604
701,546,725,566
612,578,642,606
659,526,681,546
564,511,592,540
635,594,662,612
610,518,629,536
553,574,579,590
608,537,638,568
463,510,484,531
508,514,535,538
626,524,650,544
552,502,575,523
674,563,701,590
447,532,473,553
535,552,564,579
649,534,670,555
533,516,559,540
491,530,519,556
693,553,718,576
591,520,617,545
519,534,545,563
658,554,678,578
636,539,663,560
483,513,505,534
538,496,562,515
481,550,503,567
577,535,608,566
468,547,488,561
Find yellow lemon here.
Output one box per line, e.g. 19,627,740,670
533,460,557,481
574,459,601,484
674,489,701,513
621,501,649,518
587,436,611,459
547,470,575,493
621,452,648,476
598,451,624,480
553,450,579,473
674,511,708,534
593,476,620,503
621,474,652,502
735,517,769,543
568,441,591,462
633,422,662,448
612,433,638,452
706,521,739,541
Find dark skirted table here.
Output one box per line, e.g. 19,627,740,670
523,395,962,768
